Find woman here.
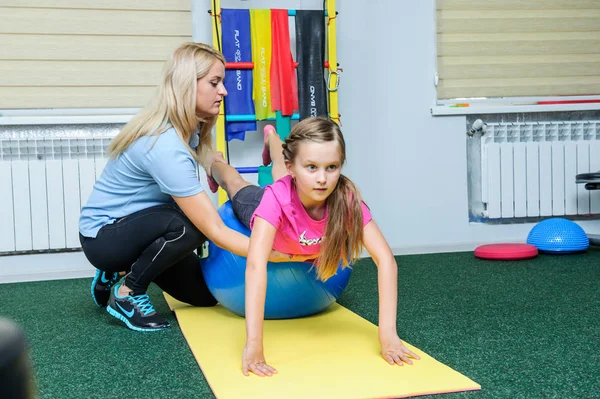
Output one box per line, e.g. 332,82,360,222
79,42,306,332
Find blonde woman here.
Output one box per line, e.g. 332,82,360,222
79,43,304,332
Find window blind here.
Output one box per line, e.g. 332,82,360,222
0,0,192,109
436,0,600,100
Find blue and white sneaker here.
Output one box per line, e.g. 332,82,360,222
91,270,120,307
106,284,170,332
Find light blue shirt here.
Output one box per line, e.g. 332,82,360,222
79,127,203,238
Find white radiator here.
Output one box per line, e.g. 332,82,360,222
0,136,111,253
481,121,600,220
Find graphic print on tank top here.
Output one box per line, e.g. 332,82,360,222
299,230,322,246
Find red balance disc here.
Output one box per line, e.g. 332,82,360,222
474,243,538,260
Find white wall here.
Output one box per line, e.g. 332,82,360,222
0,252,92,283
336,0,488,253
336,0,600,253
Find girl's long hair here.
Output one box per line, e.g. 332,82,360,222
108,42,225,168
282,117,365,281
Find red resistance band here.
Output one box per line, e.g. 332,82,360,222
270,9,298,116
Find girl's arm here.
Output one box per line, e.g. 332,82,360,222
362,220,420,366
174,193,308,262
243,217,278,376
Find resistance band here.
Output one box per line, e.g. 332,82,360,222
270,9,298,117
295,10,328,120
221,8,256,141
250,9,275,120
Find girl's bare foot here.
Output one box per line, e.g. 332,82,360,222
262,125,277,166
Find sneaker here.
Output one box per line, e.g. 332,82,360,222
106,284,170,332
91,270,120,307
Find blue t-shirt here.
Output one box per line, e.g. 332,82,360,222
79,127,203,238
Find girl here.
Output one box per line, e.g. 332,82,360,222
207,117,420,376
79,42,307,332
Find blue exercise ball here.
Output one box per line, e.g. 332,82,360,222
527,218,589,253
200,201,352,319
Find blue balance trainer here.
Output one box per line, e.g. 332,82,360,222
200,201,352,319
526,218,589,253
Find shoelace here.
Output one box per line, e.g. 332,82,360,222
130,294,155,316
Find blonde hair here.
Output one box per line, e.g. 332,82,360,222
282,117,365,281
108,42,226,167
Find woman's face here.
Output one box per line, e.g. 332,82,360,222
196,61,227,118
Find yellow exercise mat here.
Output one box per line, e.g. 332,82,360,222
165,294,480,399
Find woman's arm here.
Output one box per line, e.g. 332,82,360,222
363,220,420,365
174,192,250,257
243,217,278,376
174,192,310,263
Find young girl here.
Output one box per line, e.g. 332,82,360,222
207,116,420,376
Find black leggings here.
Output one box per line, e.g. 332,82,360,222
80,203,217,307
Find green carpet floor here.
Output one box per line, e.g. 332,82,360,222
0,250,599,399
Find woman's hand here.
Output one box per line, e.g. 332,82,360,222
242,341,277,377
268,250,314,263
379,334,420,366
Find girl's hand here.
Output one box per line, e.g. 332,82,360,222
242,341,278,377
268,250,314,263
379,334,420,366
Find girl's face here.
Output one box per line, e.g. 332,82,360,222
196,61,227,118
287,140,343,208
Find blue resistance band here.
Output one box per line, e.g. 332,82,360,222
221,8,256,141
